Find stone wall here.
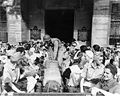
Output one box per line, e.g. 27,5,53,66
3,0,114,45
6,0,29,45
7,14,22,45
7,12,29,44
74,9,93,42
28,9,45,36
91,0,111,47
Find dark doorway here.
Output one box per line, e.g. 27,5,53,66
45,9,74,43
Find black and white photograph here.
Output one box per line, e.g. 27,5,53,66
0,0,120,96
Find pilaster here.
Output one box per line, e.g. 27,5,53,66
91,0,111,47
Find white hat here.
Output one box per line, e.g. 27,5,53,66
0,56,7,63
85,50,94,59
10,52,21,62
6,49,16,56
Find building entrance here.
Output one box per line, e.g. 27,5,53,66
45,9,74,43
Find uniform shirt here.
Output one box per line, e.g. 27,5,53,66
2,60,20,84
51,38,61,60
68,64,82,86
81,62,105,80
98,79,120,94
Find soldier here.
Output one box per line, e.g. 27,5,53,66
43,34,61,60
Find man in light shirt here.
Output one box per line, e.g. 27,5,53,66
2,49,25,93
62,59,82,92
81,50,105,93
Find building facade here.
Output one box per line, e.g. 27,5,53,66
0,0,120,47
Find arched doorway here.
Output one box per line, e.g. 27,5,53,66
45,9,74,43
20,0,94,44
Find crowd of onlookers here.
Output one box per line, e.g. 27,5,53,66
0,34,120,96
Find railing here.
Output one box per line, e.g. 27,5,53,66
12,93,92,96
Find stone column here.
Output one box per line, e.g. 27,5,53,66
5,0,29,45
7,13,22,45
91,0,111,47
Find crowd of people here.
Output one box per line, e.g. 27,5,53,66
0,34,120,96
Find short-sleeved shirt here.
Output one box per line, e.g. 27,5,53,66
81,62,105,80
68,64,82,86
2,60,20,85
98,79,120,94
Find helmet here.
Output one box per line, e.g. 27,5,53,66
43,34,51,41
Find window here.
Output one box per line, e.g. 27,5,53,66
110,2,120,46
0,6,7,42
